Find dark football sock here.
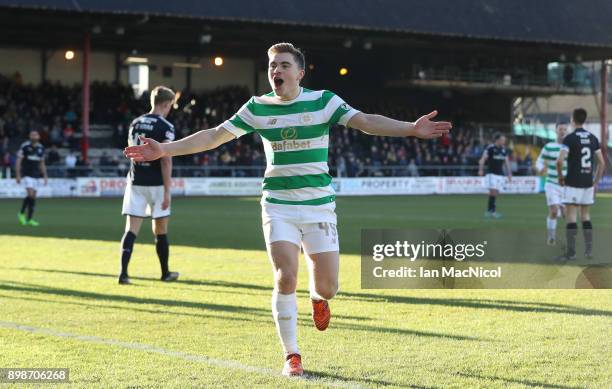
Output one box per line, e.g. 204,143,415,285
27,198,36,220
582,220,593,255
566,223,577,257
120,231,137,277
20,196,30,214
488,196,496,212
156,234,169,277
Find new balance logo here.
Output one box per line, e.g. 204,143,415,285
267,118,278,125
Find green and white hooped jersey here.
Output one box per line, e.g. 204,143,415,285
222,88,360,206
536,142,567,185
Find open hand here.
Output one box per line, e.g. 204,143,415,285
413,111,452,139
124,136,164,162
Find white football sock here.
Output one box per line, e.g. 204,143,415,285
309,286,324,301
547,217,557,239
271,290,299,356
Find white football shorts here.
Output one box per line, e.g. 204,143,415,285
261,201,339,254
22,176,41,190
122,184,170,219
485,174,505,192
563,186,594,205
545,182,564,206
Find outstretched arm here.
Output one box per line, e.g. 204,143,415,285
124,126,235,162
347,110,451,139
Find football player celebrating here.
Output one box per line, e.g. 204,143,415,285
124,43,451,376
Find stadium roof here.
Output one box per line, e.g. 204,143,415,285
2,0,612,49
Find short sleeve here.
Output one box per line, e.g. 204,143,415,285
164,125,175,142
221,98,257,138
325,91,361,126
592,135,600,151
561,135,571,151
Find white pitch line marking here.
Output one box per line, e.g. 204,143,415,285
0,321,366,389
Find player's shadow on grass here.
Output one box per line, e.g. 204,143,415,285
10,267,366,322
10,267,273,293
7,266,612,318
5,267,365,321
7,266,271,292
0,280,486,342
455,372,581,389
304,370,438,389
148,278,612,319
334,291,612,317
0,281,271,317
0,293,253,323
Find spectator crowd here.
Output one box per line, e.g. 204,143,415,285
0,74,535,178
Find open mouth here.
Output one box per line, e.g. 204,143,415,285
273,77,284,87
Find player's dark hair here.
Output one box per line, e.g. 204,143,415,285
151,86,176,107
493,132,503,141
268,42,306,70
572,108,587,125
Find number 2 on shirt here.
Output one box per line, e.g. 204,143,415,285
580,147,591,169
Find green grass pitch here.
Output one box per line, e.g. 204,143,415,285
0,194,611,388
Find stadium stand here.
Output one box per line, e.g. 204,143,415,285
1,73,530,179
0,0,609,179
